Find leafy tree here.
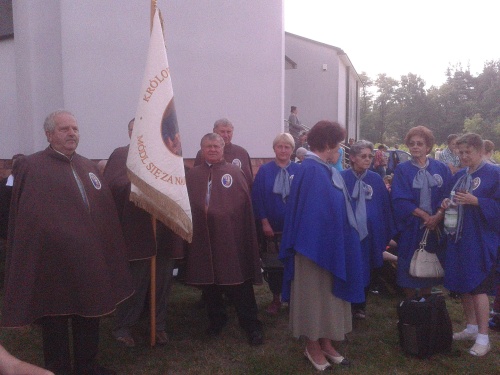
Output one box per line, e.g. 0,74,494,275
372,74,398,142
391,73,429,140
359,59,500,148
463,113,484,134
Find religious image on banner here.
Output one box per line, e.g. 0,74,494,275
127,8,192,242
161,98,182,156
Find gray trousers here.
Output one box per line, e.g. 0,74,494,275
113,251,176,337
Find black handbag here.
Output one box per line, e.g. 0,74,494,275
260,232,283,270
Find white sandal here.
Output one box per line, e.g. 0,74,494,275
469,342,491,357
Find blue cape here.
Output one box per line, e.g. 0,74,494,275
279,158,365,303
251,161,300,232
341,168,396,287
444,163,500,293
391,158,451,288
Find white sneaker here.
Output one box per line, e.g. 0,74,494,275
453,329,478,341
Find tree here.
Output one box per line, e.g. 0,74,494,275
359,59,500,147
359,72,378,141
391,73,429,140
372,74,398,142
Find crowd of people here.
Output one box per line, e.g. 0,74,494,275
0,108,499,373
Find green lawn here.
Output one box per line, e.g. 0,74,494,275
1,275,499,375
0,236,500,375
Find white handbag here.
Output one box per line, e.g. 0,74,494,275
409,228,444,278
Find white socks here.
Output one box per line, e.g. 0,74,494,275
476,333,489,346
466,324,478,334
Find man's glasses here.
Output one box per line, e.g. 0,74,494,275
408,141,425,147
358,154,374,159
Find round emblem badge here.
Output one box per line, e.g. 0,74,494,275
364,184,373,198
472,177,481,190
231,158,242,168
89,172,102,190
221,174,233,188
433,174,443,187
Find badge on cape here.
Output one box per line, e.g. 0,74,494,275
221,174,233,188
433,174,443,187
472,177,481,190
364,184,373,199
89,172,102,190
231,158,242,168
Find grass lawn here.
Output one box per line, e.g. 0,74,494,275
1,272,499,375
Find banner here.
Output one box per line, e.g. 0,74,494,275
127,9,192,242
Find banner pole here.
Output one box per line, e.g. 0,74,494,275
150,217,157,347
149,0,157,348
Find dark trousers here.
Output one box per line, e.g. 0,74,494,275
40,315,99,375
203,279,262,333
264,268,283,295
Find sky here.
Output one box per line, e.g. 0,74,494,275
284,0,499,88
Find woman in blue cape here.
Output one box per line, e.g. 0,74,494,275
279,121,364,371
391,126,451,298
251,133,300,315
341,140,396,318
441,133,500,357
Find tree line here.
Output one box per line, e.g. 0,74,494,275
359,60,500,149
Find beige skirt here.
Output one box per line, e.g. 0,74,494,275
290,253,352,341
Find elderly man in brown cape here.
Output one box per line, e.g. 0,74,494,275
194,118,253,188
1,110,133,375
186,133,263,346
104,118,183,347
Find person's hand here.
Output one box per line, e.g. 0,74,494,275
455,191,478,206
423,214,441,230
441,198,451,209
261,219,275,237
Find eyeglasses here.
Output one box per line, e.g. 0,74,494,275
408,141,425,147
358,154,374,159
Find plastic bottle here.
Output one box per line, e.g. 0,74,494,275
444,191,458,234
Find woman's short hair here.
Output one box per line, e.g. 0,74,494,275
307,121,346,152
456,133,484,152
350,140,374,157
484,139,495,153
272,133,295,149
404,126,435,150
296,147,308,158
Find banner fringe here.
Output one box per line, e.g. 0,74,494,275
127,169,192,243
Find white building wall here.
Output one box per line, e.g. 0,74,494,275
0,39,18,155
284,33,340,130
337,62,347,129
284,33,361,141
0,0,283,159
348,69,360,140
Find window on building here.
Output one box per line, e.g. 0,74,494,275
0,0,14,41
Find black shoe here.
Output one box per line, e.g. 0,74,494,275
206,315,228,337
247,330,264,346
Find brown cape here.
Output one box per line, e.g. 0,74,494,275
103,145,156,261
2,148,134,327
194,143,253,188
185,161,261,285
